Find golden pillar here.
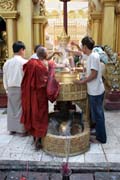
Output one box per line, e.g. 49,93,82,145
115,3,120,53
0,12,18,58
33,16,47,47
101,0,116,49
32,0,48,48
0,0,19,58
7,19,16,57
5,12,18,57
90,12,103,45
17,0,33,58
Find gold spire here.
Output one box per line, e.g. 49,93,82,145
57,29,70,44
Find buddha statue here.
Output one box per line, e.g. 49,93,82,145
53,29,71,70
45,33,54,55
0,31,8,69
53,30,79,84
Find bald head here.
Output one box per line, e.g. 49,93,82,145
36,46,47,60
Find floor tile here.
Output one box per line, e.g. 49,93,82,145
86,144,103,154
68,154,84,163
41,152,54,162
85,153,106,163
20,152,43,161
106,154,120,162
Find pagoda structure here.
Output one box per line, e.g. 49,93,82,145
0,0,120,61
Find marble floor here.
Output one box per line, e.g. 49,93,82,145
0,106,120,166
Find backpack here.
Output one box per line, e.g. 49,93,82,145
93,46,108,64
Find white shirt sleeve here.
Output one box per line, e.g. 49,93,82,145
3,63,8,94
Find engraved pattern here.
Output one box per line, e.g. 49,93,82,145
0,0,15,11
39,0,46,16
88,0,96,13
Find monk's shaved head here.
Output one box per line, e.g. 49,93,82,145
36,46,47,60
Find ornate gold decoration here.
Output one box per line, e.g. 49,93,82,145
56,82,87,101
0,31,8,69
57,29,70,44
88,0,96,13
32,0,39,5
33,16,47,24
0,0,16,11
39,0,46,16
100,0,116,7
115,2,120,14
90,11,103,20
0,11,19,19
60,0,70,2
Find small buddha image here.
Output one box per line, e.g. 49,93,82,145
0,39,3,59
45,33,54,54
0,31,8,69
1,31,8,57
53,29,71,70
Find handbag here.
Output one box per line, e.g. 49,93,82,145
47,62,60,103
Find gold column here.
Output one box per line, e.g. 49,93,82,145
87,18,92,36
33,23,40,46
90,12,103,45
101,0,116,49
33,16,47,47
17,0,33,58
115,3,120,53
0,11,19,58
7,19,16,57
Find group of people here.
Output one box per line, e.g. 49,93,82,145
3,36,107,152
3,41,59,149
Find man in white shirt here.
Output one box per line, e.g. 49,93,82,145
74,36,106,144
3,41,27,136
30,44,41,59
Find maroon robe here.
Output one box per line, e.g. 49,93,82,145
21,59,49,137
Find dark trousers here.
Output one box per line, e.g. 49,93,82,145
88,92,107,143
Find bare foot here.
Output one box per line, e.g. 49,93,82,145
90,136,101,144
34,137,42,150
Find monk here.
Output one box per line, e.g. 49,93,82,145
21,46,59,150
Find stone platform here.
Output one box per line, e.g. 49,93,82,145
0,106,120,178
1,170,120,180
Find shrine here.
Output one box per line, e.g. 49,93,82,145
0,0,120,61
0,0,120,180
0,2,120,179
0,0,120,153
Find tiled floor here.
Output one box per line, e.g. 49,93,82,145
0,107,120,165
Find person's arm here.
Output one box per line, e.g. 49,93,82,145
65,49,82,56
3,65,8,94
74,69,98,84
71,41,82,51
47,52,62,60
